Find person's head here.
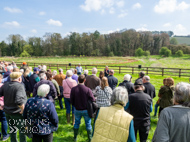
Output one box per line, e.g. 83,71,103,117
92,67,98,74
124,74,132,82
139,71,145,78
7,66,13,72
163,78,167,85
20,69,24,74
74,69,77,74
37,84,50,97
22,62,27,66
4,62,8,67
13,68,20,72
165,78,174,87
99,71,104,79
111,87,128,106
39,73,47,80
70,68,74,74
174,82,190,107
101,77,109,90
46,72,53,81
33,67,40,74
84,70,89,75
42,65,47,71
10,72,22,82
66,70,73,77
38,65,42,70
52,70,57,76
143,76,150,83
29,67,32,71
109,69,114,75
134,79,144,91
23,68,30,77
59,68,63,74
47,69,51,73
0,74,3,82
105,66,108,70
78,75,86,83
78,63,81,67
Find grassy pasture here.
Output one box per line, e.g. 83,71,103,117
172,37,190,45
1,56,190,142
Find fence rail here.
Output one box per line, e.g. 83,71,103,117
15,62,190,77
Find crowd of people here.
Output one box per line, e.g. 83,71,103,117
0,61,189,142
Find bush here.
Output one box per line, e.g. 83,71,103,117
175,50,184,57
144,51,150,56
108,52,114,57
20,50,31,57
159,47,172,57
135,48,144,56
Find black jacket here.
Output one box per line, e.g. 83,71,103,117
143,82,156,98
29,73,39,92
128,90,152,128
119,80,135,95
107,75,118,90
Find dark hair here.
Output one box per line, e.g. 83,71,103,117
46,72,53,81
139,71,145,78
47,69,51,73
78,75,85,83
99,71,104,79
74,69,77,74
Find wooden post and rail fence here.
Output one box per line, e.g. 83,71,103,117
15,62,190,78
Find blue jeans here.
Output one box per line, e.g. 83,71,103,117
64,98,74,114
154,103,159,116
0,110,8,137
77,72,81,75
74,109,92,131
58,86,64,109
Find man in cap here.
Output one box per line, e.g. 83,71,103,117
0,72,27,142
128,79,152,142
20,62,27,72
29,67,40,93
76,63,83,75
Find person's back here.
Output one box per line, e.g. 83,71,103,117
0,81,27,114
119,81,134,95
85,75,100,90
107,75,118,90
129,90,151,127
143,82,155,99
54,73,66,86
29,71,39,92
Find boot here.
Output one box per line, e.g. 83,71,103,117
66,113,70,124
87,130,92,142
74,128,79,142
72,114,75,125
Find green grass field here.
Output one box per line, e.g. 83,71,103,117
1,56,190,142
172,37,190,45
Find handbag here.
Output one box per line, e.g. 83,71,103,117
87,99,98,118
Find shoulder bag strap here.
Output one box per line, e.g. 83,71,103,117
65,79,72,89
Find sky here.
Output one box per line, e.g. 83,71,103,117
0,0,190,41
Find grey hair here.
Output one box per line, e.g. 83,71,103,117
37,84,50,97
38,65,42,69
52,70,57,76
84,70,89,75
124,74,131,81
7,66,13,72
39,73,47,80
66,70,73,77
110,69,114,74
111,86,128,106
42,65,47,71
70,68,74,73
59,68,63,73
174,82,190,107
20,69,24,73
92,67,98,74
143,76,150,82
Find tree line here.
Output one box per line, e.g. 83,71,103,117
0,29,190,57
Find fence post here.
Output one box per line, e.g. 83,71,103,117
132,67,134,74
146,67,148,75
57,64,59,70
49,64,51,69
85,65,87,69
162,68,164,76
179,69,181,77
119,66,121,74
66,65,67,71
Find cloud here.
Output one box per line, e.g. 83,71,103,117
39,11,46,16
80,0,124,12
4,7,22,13
154,0,190,14
107,28,120,34
163,23,171,27
3,21,20,27
109,7,115,14
136,27,148,31
132,3,142,9
174,24,187,35
30,29,37,33
46,19,62,27
118,10,127,18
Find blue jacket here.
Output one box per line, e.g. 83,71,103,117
23,96,58,135
107,75,118,90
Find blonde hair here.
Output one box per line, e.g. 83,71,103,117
165,78,174,87
101,77,109,90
